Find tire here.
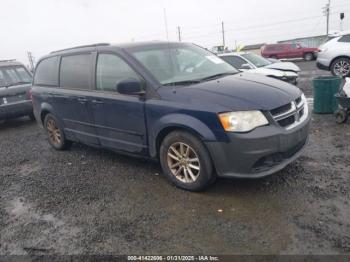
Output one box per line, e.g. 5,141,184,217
28,112,36,121
331,58,350,77
44,113,72,150
334,109,348,124
303,53,314,61
270,55,278,60
159,131,215,192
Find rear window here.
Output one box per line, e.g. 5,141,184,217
60,54,92,89
34,56,60,86
0,66,32,87
220,56,246,69
338,34,350,43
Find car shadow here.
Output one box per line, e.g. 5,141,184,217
0,117,35,131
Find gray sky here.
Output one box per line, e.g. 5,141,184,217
1,0,350,65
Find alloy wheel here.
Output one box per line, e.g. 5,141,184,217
334,60,350,77
46,119,61,145
167,142,200,183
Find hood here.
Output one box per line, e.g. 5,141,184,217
264,62,301,73
249,67,297,77
157,73,301,112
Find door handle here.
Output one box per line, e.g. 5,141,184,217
91,99,104,105
77,97,88,103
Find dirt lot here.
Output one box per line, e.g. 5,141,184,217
0,61,349,255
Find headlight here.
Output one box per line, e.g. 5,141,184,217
218,111,269,132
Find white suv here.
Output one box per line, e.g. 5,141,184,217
317,31,350,77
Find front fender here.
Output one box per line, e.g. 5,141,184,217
149,113,224,158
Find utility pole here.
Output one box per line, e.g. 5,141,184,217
340,13,345,31
27,51,35,73
221,21,225,48
163,8,169,41
323,0,331,35
177,26,182,42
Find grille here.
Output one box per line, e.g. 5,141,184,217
270,96,308,129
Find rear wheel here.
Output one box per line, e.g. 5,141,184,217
270,55,278,59
44,113,72,150
334,109,348,124
331,58,350,77
28,112,35,121
303,52,314,61
159,131,215,191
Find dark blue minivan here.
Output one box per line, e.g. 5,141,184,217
31,42,310,191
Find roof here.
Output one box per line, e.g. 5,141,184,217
49,41,186,54
0,60,24,67
218,52,247,57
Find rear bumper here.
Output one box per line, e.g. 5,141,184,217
205,115,310,178
0,100,33,120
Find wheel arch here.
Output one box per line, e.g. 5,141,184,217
149,114,221,159
39,103,54,124
330,55,350,69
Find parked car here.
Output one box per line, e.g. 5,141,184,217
0,60,34,121
261,43,318,61
317,31,350,77
31,42,310,191
219,52,300,85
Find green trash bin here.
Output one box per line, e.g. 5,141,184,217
312,76,342,114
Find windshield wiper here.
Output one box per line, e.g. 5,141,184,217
162,80,201,86
199,71,237,82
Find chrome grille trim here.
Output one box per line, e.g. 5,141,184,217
270,95,308,130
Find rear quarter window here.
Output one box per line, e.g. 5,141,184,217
34,56,60,86
338,34,350,43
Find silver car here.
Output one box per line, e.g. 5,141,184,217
317,31,350,77
219,52,300,85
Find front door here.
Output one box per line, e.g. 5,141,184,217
91,53,148,154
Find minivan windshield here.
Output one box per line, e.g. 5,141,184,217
0,66,32,87
241,53,272,68
130,44,238,86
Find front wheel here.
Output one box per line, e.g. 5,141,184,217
44,113,72,150
331,58,350,77
159,131,215,192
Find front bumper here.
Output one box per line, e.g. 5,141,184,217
0,100,33,120
316,61,329,71
205,115,310,178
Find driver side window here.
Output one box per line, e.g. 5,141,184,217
96,54,140,92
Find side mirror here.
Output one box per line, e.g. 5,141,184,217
240,63,253,70
117,78,144,95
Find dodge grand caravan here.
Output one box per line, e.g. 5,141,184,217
31,42,310,191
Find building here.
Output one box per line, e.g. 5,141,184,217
278,35,328,48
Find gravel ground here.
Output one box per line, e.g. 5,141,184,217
0,61,350,255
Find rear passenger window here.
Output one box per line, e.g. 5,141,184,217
220,56,247,69
96,54,140,92
34,56,59,86
60,54,92,89
338,34,350,43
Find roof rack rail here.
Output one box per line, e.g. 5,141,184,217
0,59,16,63
50,43,110,54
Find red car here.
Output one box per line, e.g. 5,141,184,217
261,43,318,61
